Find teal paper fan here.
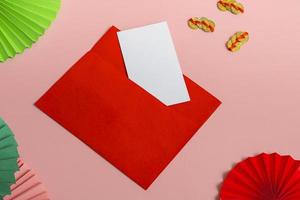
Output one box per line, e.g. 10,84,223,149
0,118,20,200
0,0,61,62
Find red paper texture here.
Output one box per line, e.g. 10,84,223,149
35,26,221,189
220,153,300,200
4,159,49,200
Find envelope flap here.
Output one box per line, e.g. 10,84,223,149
91,26,126,75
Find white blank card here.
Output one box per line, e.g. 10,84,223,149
117,22,190,106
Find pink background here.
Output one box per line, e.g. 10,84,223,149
1,0,300,199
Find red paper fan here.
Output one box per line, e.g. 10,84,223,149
4,159,50,200
220,153,300,200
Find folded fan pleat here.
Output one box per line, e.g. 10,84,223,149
4,159,50,200
0,0,60,62
220,153,300,200
0,118,20,200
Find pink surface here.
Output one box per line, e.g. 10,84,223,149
0,0,300,199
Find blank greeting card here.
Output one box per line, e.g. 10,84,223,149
117,22,190,106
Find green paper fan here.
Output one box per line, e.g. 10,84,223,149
0,118,19,199
0,0,61,62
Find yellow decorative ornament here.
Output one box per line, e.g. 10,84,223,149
188,17,215,32
217,0,244,15
226,32,249,52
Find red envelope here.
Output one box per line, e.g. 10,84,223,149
35,26,221,189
